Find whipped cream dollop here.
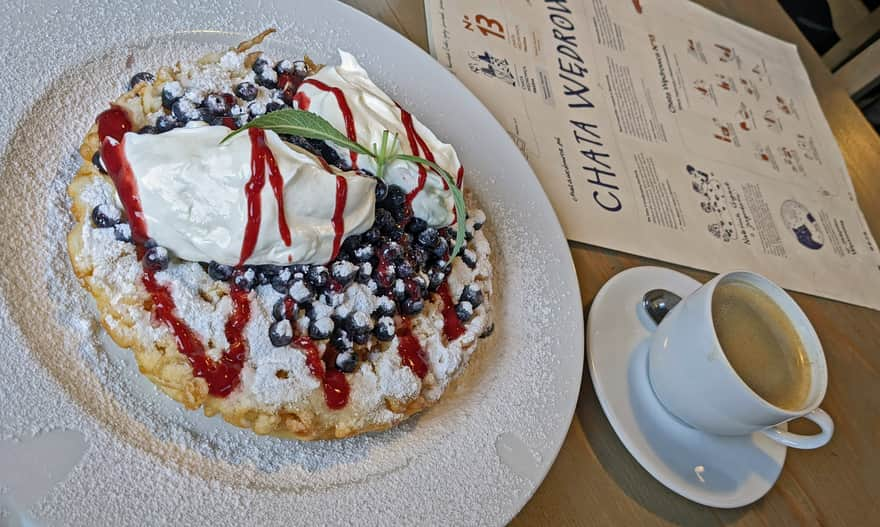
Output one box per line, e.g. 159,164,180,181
295,51,461,227
121,125,376,265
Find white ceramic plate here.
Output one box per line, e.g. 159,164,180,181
0,1,582,525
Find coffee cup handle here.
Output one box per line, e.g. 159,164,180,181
760,408,834,449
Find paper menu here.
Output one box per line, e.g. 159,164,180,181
425,0,880,310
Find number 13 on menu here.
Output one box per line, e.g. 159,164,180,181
463,14,506,40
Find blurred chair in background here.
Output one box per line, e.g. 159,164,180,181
781,0,880,132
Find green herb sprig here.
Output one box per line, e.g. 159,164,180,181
222,109,468,259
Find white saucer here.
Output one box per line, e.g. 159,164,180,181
587,266,786,508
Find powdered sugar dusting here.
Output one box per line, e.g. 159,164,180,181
0,6,582,525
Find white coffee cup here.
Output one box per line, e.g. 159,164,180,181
647,271,833,449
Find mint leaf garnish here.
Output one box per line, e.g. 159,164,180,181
221,109,370,155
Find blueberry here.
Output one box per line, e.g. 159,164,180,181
460,284,483,308
433,259,451,272
432,237,449,258
413,273,429,289
361,227,381,244
397,259,415,278
247,101,266,118
461,249,477,269
417,228,439,247
382,185,406,209
322,291,344,308
138,125,157,135
392,279,407,301
143,238,158,249
409,246,428,269
91,151,106,174
374,179,388,202
352,331,370,345
289,280,313,303
307,266,329,289
144,246,169,271
374,316,395,341
375,209,396,233
266,101,285,113
294,62,311,77
129,72,154,90
252,57,270,75
234,81,258,101
161,81,183,109
271,268,294,294
346,311,372,334
401,298,424,315
207,261,233,281
268,319,293,347
376,263,396,289
404,279,424,301
356,261,373,284
310,139,345,169
428,271,446,292
331,260,358,285
272,297,290,321
275,59,294,74
334,351,358,373
113,223,132,242
455,301,474,322
155,114,177,133
406,217,428,235
91,204,120,228
339,235,361,256
308,317,333,340
380,242,403,263
373,296,396,318
171,98,201,122
353,245,374,263
203,93,230,115
390,206,408,223
331,328,353,351
255,265,280,285
233,267,257,291
197,106,213,123
470,210,486,230
255,68,278,89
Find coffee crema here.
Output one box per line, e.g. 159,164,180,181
711,281,811,410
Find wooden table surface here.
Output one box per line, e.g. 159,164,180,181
342,1,880,525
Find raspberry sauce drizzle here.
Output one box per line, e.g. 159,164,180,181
142,271,251,397
100,138,149,244
297,79,359,169
399,107,430,204
438,282,466,341
99,105,252,399
396,317,428,378
292,91,311,110
239,128,292,266
330,175,348,261
96,105,133,143
397,104,463,224
294,337,350,409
